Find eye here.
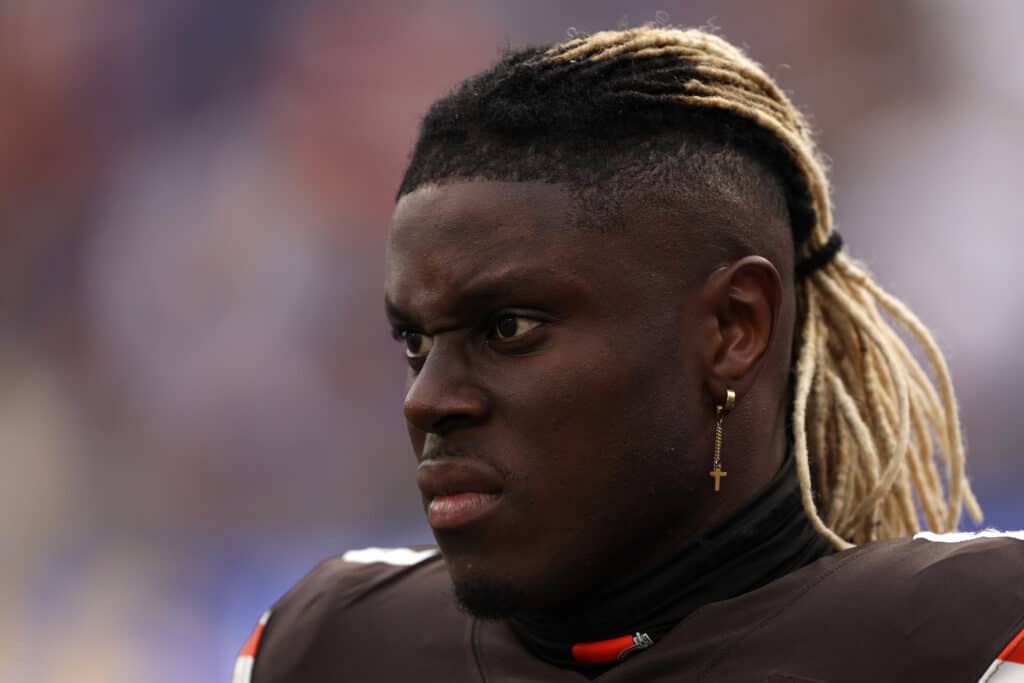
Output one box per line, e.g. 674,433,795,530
396,330,433,359
489,314,542,341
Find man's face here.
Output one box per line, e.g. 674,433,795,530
384,180,713,615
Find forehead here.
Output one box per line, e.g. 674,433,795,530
385,181,592,310
383,179,719,336
388,180,576,259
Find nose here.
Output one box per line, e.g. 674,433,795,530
403,335,489,436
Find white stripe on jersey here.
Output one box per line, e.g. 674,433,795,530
341,547,439,566
980,658,1024,682
914,529,1024,543
232,656,254,683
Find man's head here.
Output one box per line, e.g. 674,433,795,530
384,27,981,618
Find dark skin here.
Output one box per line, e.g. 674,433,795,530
384,179,795,616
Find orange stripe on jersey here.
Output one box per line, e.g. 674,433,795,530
239,611,271,658
572,634,637,664
998,626,1024,666
233,610,271,683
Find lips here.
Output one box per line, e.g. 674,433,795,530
417,459,505,530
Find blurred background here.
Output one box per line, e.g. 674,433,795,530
1,1,1021,680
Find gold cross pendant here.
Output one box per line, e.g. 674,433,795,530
709,467,728,492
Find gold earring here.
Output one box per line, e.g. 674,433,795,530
709,389,736,493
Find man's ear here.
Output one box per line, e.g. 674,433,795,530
698,256,783,401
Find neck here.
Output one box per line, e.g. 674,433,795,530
507,455,832,672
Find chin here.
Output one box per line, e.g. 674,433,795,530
451,573,528,620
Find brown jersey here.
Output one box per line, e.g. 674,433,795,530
236,533,1024,682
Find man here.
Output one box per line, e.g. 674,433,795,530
235,27,1024,682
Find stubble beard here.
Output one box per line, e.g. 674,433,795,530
451,574,529,620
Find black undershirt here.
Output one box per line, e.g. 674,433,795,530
508,455,834,675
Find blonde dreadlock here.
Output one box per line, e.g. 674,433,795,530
400,26,983,548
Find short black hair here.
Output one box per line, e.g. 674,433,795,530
398,45,815,247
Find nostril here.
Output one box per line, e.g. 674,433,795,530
431,413,480,436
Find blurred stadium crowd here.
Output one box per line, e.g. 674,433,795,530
0,1,1021,681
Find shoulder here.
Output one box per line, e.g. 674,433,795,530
265,545,448,633
840,530,1024,599
765,530,1024,682
235,546,471,683
821,530,1024,634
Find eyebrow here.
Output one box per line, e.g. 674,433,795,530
385,265,584,326
385,298,414,323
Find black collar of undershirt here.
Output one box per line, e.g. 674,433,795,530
507,454,833,674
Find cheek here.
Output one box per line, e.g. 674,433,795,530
497,350,618,440
503,335,698,489
481,346,700,600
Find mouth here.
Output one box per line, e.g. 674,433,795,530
427,492,502,529
417,459,505,531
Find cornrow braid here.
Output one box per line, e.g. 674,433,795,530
399,26,983,548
